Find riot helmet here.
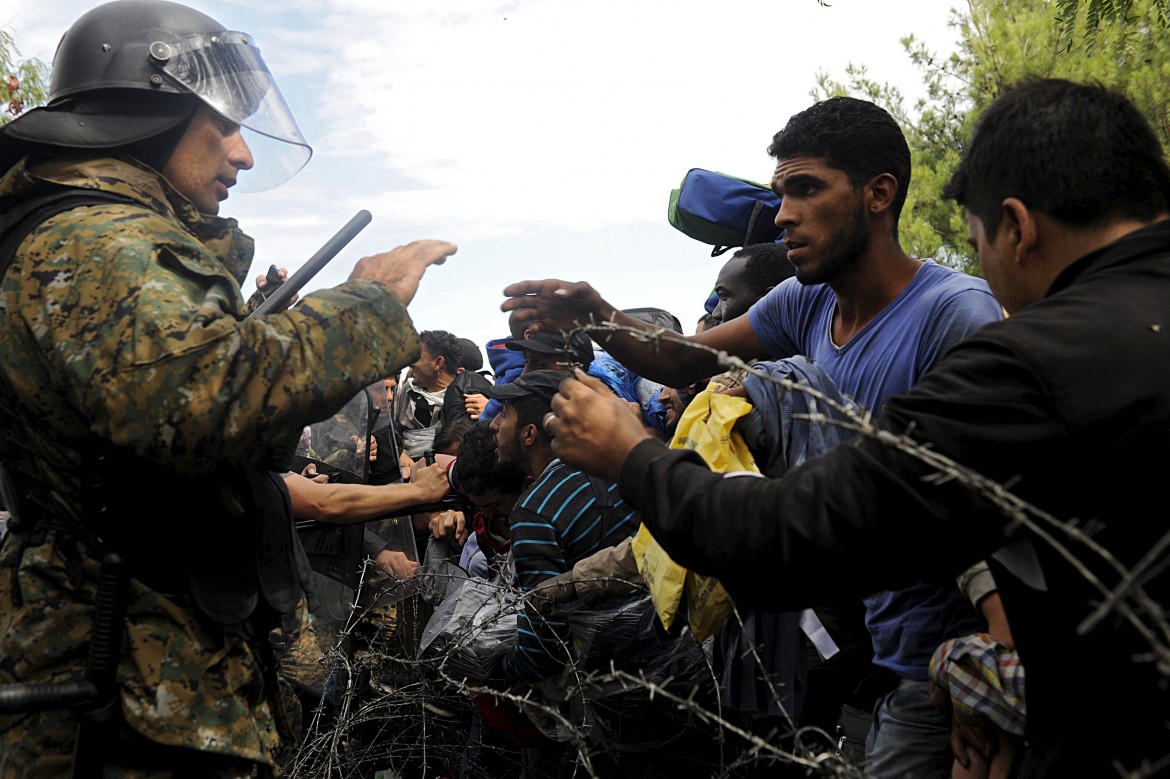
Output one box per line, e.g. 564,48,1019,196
1,0,310,191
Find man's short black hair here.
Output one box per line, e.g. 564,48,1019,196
767,96,912,232
451,422,527,496
944,78,1170,240
455,338,483,372
734,242,794,296
509,393,554,442
434,419,473,455
419,330,463,375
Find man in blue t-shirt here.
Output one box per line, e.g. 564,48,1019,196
503,96,1003,777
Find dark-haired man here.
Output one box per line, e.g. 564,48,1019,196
505,96,1003,776
447,422,528,579
483,371,640,683
441,337,494,430
507,330,595,373
544,78,1170,778
711,241,795,324
394,329,464,462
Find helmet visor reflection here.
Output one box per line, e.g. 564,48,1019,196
153,30,311,191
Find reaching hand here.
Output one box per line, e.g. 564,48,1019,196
543,369,652,482
349,239,458,306
428,509,468,545
500,279,612,338
411,460,451,503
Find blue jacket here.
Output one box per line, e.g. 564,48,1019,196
481,337,525,422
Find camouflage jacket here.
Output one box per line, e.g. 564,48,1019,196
0,155,421,767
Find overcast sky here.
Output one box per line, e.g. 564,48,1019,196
4,0,961,367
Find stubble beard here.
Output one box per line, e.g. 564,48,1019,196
796,203,869,286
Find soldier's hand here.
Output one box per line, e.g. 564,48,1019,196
300,463,330,484
349,239,458,306
399,451,414,481
545,369,652,482
501,279,613,337
375,549,419,579
352,434,378,463
253,266,299,309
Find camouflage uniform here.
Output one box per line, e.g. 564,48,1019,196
0,154,421,776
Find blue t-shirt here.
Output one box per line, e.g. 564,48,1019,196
748,259,1004,678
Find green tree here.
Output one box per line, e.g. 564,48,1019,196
0,29,49,125
816,0,1170,275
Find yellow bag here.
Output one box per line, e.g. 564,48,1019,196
631,387,758,641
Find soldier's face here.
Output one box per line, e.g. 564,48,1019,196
163,105,255,215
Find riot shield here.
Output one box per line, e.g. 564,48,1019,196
286,382,419,704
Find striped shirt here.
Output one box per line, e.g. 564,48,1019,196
500,459,639,681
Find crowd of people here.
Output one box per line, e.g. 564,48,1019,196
0,2,1167,778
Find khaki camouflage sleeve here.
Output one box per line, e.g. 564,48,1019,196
29,210,418,473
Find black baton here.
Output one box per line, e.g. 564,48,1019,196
249,210,373,317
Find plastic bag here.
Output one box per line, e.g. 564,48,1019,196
415,534,468,606
633,387,758,641
417,575,519,679
529,593,714,746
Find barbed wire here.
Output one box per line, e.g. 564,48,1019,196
574,316,1170,678
278,317,1169,778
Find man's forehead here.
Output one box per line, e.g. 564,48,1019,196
771,154,835,181
715,253,749,288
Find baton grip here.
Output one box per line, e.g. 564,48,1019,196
250,210,373,317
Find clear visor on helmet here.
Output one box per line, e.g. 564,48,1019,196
150,30,311,192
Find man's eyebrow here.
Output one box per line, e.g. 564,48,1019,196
772,172,824,195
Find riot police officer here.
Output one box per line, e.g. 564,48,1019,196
0,1,455,775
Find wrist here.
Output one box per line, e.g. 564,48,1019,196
589,302,621,342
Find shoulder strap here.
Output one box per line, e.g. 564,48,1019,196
0,190,136,281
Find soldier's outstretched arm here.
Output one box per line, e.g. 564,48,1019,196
20,204,456,472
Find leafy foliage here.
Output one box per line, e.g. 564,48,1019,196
815,0,1170,275
1056,0,1170,52
0,29,49,125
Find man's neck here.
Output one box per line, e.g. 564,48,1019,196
829,240,920,347
417,373,454,393
523,444,557,479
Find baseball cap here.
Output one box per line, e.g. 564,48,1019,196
482,370,572,402
505,332,594,368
